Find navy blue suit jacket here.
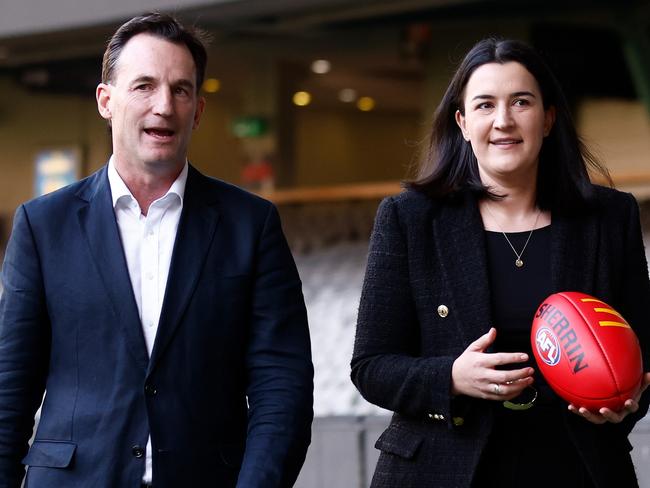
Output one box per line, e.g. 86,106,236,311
0,165,313,487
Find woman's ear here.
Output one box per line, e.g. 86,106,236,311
544,106,556,137
455,109,470,141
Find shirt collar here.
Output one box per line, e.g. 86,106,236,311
107,156,188,210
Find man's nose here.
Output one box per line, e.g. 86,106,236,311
152,88,173,117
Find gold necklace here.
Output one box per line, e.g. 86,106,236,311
485,204,541,269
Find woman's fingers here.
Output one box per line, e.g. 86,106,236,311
568,399,639,424
467,327,497,352
484,375,535,400
484,352,530,367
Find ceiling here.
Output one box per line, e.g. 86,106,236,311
0,0,646,113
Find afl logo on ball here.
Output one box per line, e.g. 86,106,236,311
535,328,561,366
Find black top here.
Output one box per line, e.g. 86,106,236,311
485,225,552,367
479,225,595,486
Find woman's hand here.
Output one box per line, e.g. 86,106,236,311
451,327,535,401
568,372,650,424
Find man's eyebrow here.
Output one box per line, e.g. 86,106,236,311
174,79,196,90
128,76,196,89
131,76,154,84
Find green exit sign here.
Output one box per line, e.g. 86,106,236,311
231,117,268,138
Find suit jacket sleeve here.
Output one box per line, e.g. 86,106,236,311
351,197,456,421
236,204,313,488
0,206,51,488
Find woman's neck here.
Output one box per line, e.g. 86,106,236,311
479,192,550,232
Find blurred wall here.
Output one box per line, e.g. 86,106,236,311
293,108,421,186
0,76,108,216
577,99,650,175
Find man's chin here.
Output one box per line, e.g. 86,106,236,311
141,155,186,172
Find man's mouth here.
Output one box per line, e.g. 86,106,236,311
144,128,175,139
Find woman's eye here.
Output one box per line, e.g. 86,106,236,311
477,102,493,110
514,99,530,107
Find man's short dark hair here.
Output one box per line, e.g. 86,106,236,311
102,12,208,92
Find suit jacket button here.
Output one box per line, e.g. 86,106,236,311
437,305,449,318
145,384,157,396
132,445,145,458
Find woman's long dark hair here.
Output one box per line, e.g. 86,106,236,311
408,38,611,211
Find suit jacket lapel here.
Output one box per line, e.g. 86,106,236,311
433,193,493,345
148,166,220,373
76,167,149,370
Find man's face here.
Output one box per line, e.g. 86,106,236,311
96,33,205,176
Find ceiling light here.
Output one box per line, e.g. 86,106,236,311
202,78,221,93
338,88,357,103
311,59,331,74
357,96,375,112
293,91,312,106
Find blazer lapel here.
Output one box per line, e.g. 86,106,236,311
148,166,220,372
76,167,149,370
433,193,493,345
550,210,599,294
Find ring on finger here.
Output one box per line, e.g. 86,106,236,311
492,383,502,395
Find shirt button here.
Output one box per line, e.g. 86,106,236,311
146,272,154,281
437,305,449,318
132,445,145,458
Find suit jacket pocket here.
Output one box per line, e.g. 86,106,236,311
22,440,76,468
375,424,423,460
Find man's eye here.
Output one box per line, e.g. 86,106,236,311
514,99,530,107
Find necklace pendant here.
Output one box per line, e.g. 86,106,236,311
515,259,524,268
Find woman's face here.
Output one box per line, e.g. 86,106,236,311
455,61,555,188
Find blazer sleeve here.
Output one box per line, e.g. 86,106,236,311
617,193,650,435
351,197,456,421
0,206,51,488
236,204,313,488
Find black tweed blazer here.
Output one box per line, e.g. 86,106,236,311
351,186,650,488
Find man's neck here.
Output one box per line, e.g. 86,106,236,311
113,160,183,216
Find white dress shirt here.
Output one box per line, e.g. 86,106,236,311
107,157,187,484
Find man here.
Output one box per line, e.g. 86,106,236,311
0,12,313,488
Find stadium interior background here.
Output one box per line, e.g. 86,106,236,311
1,1,649,486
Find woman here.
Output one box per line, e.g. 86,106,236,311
351,38,650,488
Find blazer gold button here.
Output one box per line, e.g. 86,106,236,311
437,305,449,318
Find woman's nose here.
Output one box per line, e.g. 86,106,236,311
493,105,514,129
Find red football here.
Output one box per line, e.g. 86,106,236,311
531,291,643,412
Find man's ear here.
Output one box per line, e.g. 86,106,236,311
96,83,112,121
193,96,206,130
455,109,470,141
